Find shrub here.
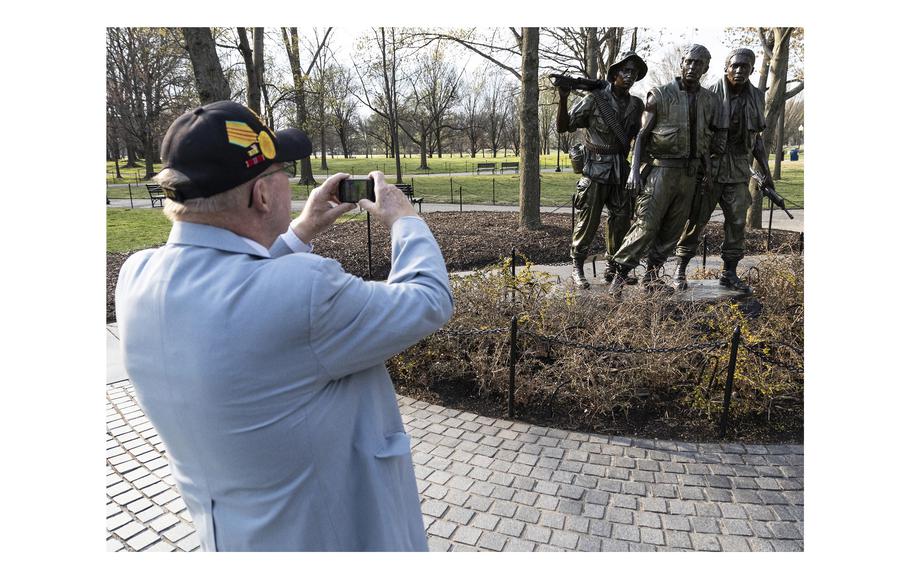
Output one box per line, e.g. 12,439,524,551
391,251,804,441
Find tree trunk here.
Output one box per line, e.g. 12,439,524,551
519,27,541,230
237,27,261,114
419,136,429,170
126,145,138,168
320,120,328,170
747,27,791,229
181,27,230,104
143,136,155,180
585,27,598,78
774,107,785,179
281,27,316,185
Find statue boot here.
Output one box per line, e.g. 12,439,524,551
719,259,753,294
607,264,632,298
642,261,675,295
604,259,637,285
673,257,690,291
572,256,590,289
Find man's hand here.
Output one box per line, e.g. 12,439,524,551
558,86,571,99
290,172,357,244
357,171,417,228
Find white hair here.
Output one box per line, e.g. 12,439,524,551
155,168,249,221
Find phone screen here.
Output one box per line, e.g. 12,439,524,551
338,179,376,203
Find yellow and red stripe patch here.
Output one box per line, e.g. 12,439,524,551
225,121,259,147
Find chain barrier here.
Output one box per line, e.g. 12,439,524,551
741,341,804,374
548,200,572,214
433,326,803,373
434,326,729,355
436,327,510,338
518,329,728,354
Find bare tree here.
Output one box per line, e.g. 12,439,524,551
518,28,541,228
181,27,230,104
280,27,332,184
325,65,358,158
107,27,192,179
353,27,409,183
458,70,487,158
236,27,263,114
481,69,513,158
398,45,463,169
739,27,805,228
413,27,541,228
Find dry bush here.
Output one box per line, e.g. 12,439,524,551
391,251,804,441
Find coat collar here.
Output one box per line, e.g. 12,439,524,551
167,221,271,258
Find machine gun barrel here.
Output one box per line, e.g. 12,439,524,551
750,168,794,219
549,74,607,92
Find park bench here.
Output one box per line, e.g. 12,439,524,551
146,184,164,208
395,183,424,213
500,161,519,174
476,162,496,175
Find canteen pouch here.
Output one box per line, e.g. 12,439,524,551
569,143,585,174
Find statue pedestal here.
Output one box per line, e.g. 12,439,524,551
672,279,752,302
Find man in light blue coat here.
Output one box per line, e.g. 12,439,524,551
115,101,453,551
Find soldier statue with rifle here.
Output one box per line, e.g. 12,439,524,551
607,44,725,297
671,47,782,293
553,51,648,289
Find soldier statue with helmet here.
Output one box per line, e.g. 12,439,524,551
555,51,648,289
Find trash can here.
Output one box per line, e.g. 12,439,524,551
789,148,799,161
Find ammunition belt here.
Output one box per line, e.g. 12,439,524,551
584,140,623,155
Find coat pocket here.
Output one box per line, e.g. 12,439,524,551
649,125,682,155
374,431,412,458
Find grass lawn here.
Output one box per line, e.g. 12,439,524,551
107,156,803,252
108,159,803,206
107,208,172,252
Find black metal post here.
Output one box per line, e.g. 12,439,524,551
459,186,463,212
366,211,373,280
767,198,775,251
555,135,562,172
508,315,518,418
702,233,707,271
591,256,596,277
492,178,496,204
719,325,741,438
128,183,133,209
510,247,516,304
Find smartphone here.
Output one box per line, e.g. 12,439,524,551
338,178,375,203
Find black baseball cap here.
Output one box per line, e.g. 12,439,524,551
158,100,312,202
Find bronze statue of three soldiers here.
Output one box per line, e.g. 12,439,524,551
556,44,774,298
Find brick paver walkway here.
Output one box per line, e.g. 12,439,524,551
106,380,803,552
